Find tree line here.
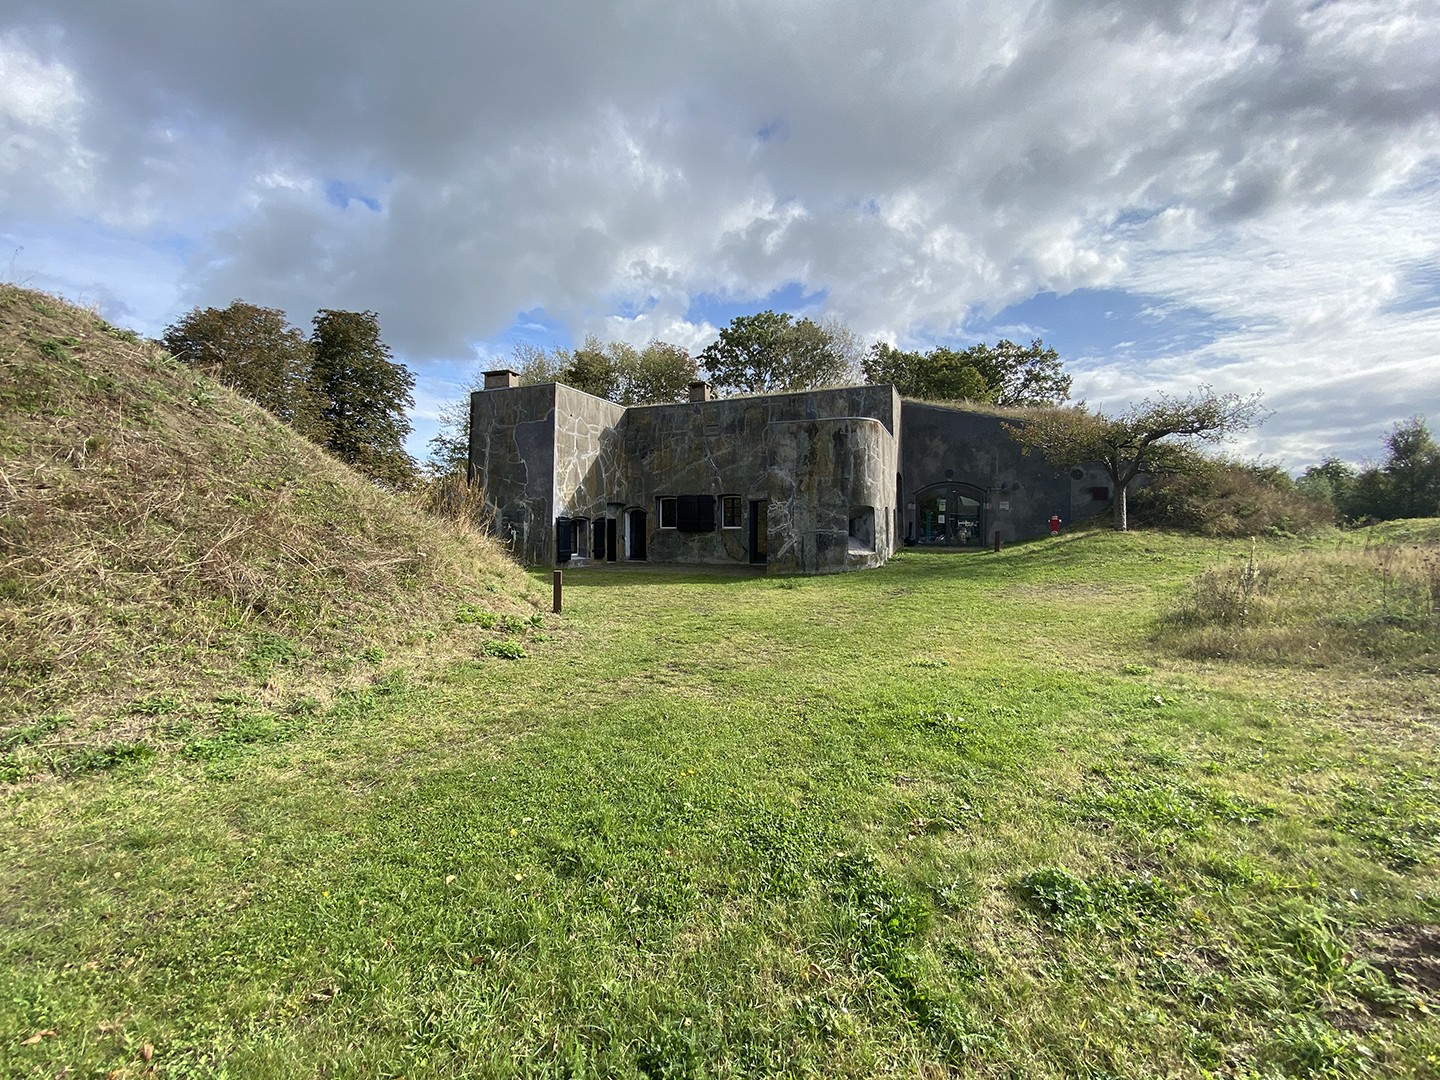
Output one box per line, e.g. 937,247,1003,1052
469,310,1072,406
1296,417,1440,522
162,301,416,487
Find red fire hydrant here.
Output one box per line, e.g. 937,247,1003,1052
1049,514,1061,536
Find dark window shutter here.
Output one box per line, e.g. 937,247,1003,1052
696,494,716,532
555,517,572,561
677,494,699,531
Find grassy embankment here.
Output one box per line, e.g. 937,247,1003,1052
2,287,1438,1078
0,284,541,774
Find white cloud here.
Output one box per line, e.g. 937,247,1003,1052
0,33,94,208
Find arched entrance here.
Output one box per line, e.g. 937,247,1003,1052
915,483,986,547
626,507,647,560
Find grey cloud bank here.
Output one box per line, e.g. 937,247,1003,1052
2,0,1437,467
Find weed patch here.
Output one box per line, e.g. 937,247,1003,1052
481,638,527,660
1325,769,1440,870
181,704,302,762
455,603,498,627
240,631,299,676
1078,773,1276,836
1016,866,1180,935
1262,1014,1377,1078
55,740,154,776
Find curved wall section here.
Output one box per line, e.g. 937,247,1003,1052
765,416,897,574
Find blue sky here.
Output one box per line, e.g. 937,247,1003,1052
3,0,1438,469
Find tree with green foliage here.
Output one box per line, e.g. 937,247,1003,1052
617,340,698,406
1296,457,1357,513
425,338,698,478
967,338,1072,406
424,398,473,480
560,337,622,400
1381,416,1440,518
1345,466,1393,521
863,337,1070,406
513,342,565,387
555,337,698,405
699,310,851,396
162,301,326,437
309,309,416,487
862,343,988,401
1005,387,1267,530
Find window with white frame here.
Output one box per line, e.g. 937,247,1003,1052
657,496,677,528
721,495,742,529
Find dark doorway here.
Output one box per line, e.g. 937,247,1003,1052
627,508,647,560
749,500,768,564
555,517,572,563
896,472,904,547
915,483,986,546
605,518,618,562
592,518,607,561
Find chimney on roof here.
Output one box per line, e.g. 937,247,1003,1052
688,380,712,403
483,368,520,390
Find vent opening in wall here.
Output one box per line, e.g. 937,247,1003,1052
1071,468,1085,480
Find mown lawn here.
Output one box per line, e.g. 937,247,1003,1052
3,530,1438,1078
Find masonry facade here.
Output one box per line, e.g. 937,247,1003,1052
468,372,1113,574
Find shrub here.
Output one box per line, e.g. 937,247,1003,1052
1132,456,1332,537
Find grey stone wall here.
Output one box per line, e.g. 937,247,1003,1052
469,383,558,565
622,385,899,573
898,402,1111,544
765,414,897,573
552,385,627,525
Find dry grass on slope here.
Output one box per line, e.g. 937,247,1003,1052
0,285,540,757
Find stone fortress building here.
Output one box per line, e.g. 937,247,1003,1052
468,371,1115,574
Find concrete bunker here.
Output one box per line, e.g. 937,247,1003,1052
469,376,1108,573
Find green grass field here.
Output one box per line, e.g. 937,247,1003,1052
3,528,1438,1078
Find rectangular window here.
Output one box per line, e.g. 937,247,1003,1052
676,494,715,532
721,495,742,529
657,496,677,528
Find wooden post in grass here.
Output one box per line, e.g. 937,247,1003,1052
993,530,1002,553
552,570,563,614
